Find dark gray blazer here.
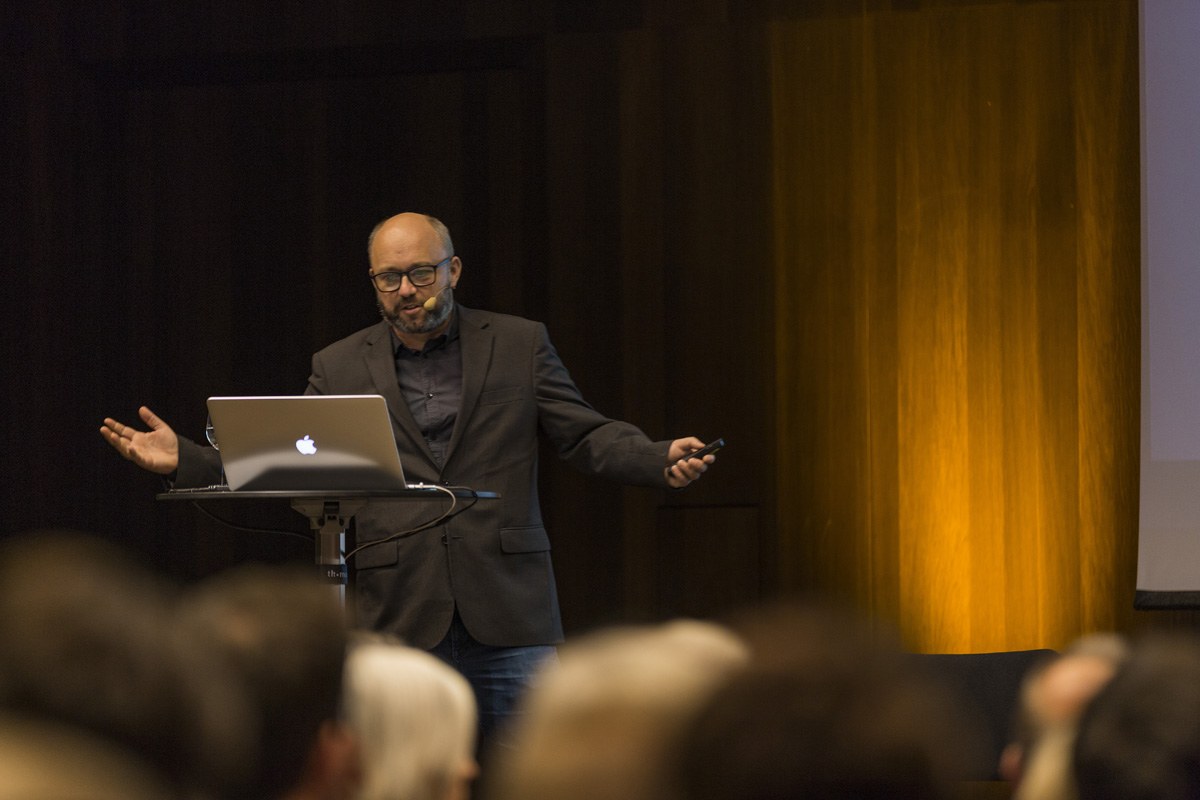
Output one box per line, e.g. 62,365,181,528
178,306,671,648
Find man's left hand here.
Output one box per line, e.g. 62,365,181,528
666,437,716,488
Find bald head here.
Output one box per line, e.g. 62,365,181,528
367,213,454,262
367,213,462,347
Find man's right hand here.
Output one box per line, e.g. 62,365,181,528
100,406,180,475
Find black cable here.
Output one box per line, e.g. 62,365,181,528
189,501,315,543
186,486,484,556
344,486,482,562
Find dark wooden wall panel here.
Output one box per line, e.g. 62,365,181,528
3,1,772,632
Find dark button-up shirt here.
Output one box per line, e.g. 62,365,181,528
392,316,463,468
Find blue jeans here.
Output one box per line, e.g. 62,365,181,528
429,611,557,759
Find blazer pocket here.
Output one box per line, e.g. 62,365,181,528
480,386,524,405
353,539,399,569
500,526,551,554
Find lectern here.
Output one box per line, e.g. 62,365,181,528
158,486,498,606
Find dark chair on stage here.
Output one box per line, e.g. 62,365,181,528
911,649,1057,781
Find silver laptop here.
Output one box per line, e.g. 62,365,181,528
206,395,409,492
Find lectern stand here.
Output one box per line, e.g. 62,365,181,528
158,486,497,607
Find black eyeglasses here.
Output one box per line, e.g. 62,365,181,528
369,256,452,292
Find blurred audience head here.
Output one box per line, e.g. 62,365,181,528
488,619,748,800
0,715,177,800
180,562,356,800
343,634,477,800
1074,631,1200,800
671,601,981,800
0,529,247,798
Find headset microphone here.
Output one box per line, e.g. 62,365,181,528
423,286,450,313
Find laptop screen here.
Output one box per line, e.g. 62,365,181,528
206,395,408,492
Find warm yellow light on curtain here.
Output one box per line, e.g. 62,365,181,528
770,2,1139,654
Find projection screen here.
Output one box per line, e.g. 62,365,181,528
1136,0,1200,607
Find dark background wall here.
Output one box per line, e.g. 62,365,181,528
2,0,1157,650
1,0,773,637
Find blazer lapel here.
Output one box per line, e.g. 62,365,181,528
445,306,494,466
363,322,438,465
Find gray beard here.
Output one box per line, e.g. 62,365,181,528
377,293,455,335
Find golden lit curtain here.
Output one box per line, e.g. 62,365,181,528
770,1,1139,653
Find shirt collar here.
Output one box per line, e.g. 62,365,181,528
392,310,460,357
